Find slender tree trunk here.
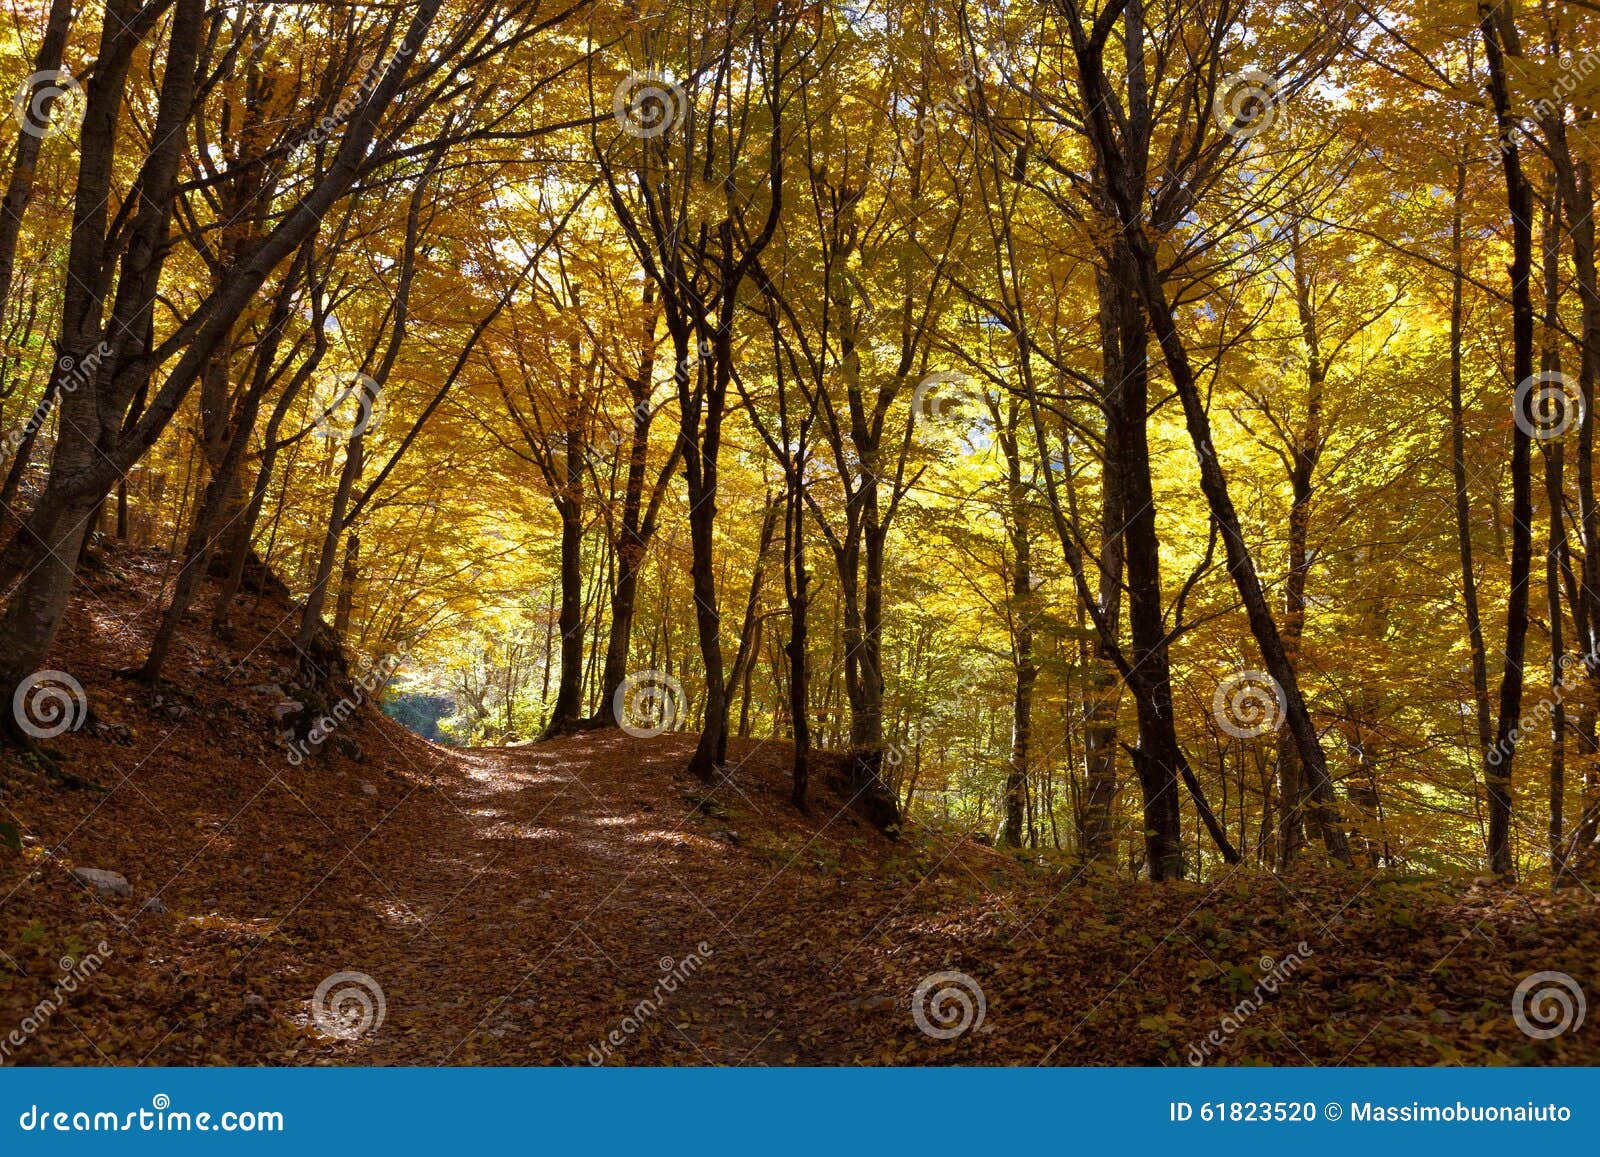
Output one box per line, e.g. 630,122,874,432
1449,158,1497,805
1276,222,1327,868
1080,293,1124,862
0,0,75,316
1540,196,1568,882
680,324,728,781
595,287,665,725
786,457,811,810
996,400,1036,848
726,497,780,738
541,494,585,737
334,532,360,638
1543,113,1600,859
1481,1,1536,878
1104,242,1185,878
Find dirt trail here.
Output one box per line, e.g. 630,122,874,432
9,714,1600,1066
5,711,980,1065
321,730,883,1066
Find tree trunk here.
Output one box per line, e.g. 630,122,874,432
1480,1,1536,879
1104,242,1185,878
1448,157,1497,818
541,495,586,738
1276,221,1327,869
0,0,75,316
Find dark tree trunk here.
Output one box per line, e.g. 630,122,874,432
1481,3,1536,878
785,466,811,810
1276,222,1326,868
1448,157,1497,823
999,400,1035,849
542,494,586,738
0,0,75,315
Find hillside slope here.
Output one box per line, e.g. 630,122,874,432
2,549,1598,1065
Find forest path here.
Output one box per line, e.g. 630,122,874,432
266,728,957,1065
14,692,1600,1066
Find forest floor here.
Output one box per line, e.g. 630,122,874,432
2,547,1599,1065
